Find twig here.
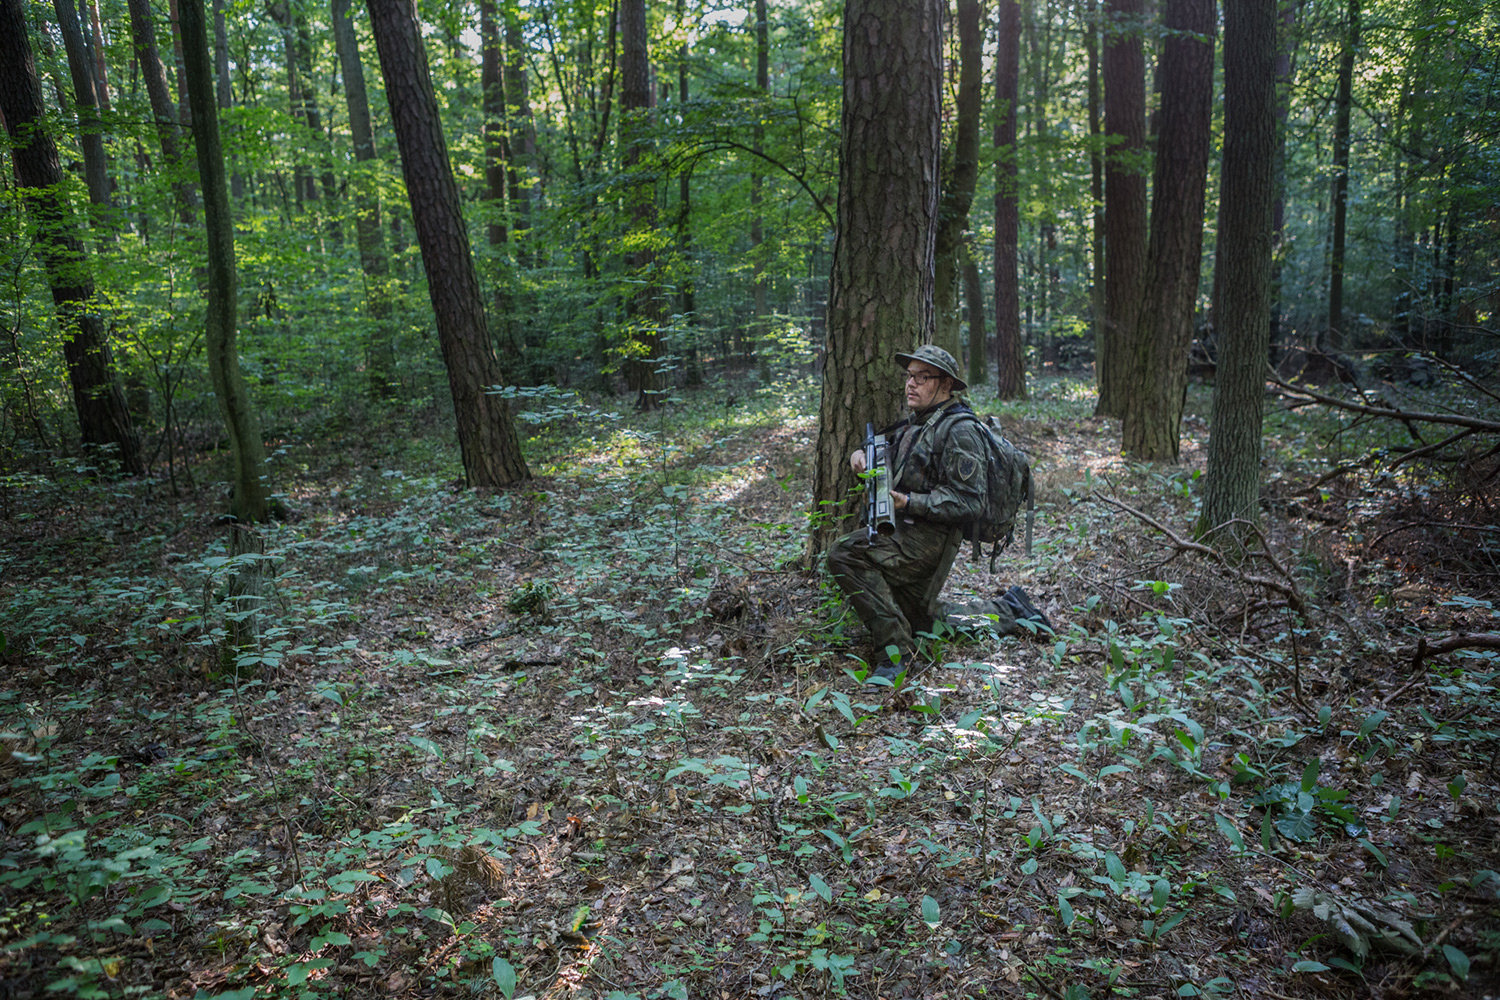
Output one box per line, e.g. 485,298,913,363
1402,633,1500,670
1095,495,1307,615
1269,373,1500,433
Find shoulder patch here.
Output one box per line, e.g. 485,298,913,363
958,456,979,482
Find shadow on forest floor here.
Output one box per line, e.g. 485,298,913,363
2,375,1498,999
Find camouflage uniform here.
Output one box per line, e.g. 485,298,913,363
827,397,1022,665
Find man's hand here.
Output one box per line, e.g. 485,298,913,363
891,491,908,510
849,449,866,473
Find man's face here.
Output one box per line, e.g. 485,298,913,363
904,362,951,411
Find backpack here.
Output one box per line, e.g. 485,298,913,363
941,405,1034,571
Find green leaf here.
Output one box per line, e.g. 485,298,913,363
1357,710,1388,740
408,736,444,759
1105,852,1127,884
1275,809,1318,843
492,956,517,998
810,874,832,903
1300,758,1321,793
327,870,379,893
921,894,941,929
1442,945,1470,981
1291,960,1330,973
1214,813,1245,853
663,980,688,1000
1058,895,1075,929
1152,879,1170,911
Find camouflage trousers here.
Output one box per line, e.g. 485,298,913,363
826,520,1020,663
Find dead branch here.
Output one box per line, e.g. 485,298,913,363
1095,496,1307,615
1268,372,1500,434
1404,632,1500,670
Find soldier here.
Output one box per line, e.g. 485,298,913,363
828,345,1050,684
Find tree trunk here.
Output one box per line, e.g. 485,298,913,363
128,0,197,225
1327,0,1359,349
54,0,112,210
0,0,141,474
181,0,271,520
933,0,984,364
620,0,662,409
994,0,1024,399
809,0,942,556
213,0,243,202
332,0,396,396
85,0,111,109
479,0,523,362
963,255,988,389
750,0,768,371
365,0,529,487
1095,0,1147,417
1086,0,1105,389
1121,0,1215,461
503,5,535,249
1199,0,1276,540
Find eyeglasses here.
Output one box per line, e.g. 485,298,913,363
904,372,942,386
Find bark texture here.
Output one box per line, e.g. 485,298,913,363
994,0,1024,398
1096,0,1147,417
53,0,112,209
128,0,197,225
810,0,942,554
1121,0,1215,460
619,0,662,408
933,0,984,363
181,0,271,519
332,0,395,394
1200,0,1277,538
0,0,141,474
365,0,529,487
1327,0,1360,349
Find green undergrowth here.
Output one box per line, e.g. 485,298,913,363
2,377,1497,999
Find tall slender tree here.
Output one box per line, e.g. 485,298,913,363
994,0,1024,398
619,0,662,409
1200,0,1276,539
53,0,112,210
810,0,942,554
129,0,197,225
1326,0,1360,349
365,0,529,486
933,0,985,364
332,0,396,394
1121,0,1215,460
1095,0,1147,417
0,0,141,474
180,0,271,519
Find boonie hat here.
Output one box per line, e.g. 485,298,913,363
894,344,967,392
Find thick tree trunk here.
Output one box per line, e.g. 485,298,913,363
1327,0,1359,349
1200,0,1276,539
809,0,942,555
54,0,112,210
0,0,141,474
332,0,396,395
181,0,271,520
128,0,197,225
1121,0,1215,461
619,0,662,409
994,0,1024,399
933,0,984,363
86,0,111,109
1095,0,1147,417
365,0,529,487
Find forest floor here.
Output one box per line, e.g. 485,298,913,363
2,373,1499,1000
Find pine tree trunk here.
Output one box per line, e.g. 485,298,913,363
0,0,141,475
994,0,1025,399
933,0,984,364
1200,0,1276,540
1327,0,1359,349
750,0,768,373
1121,0,1214,461
332,0,396,396
365,0,529,487
181,0,271,519
1086,0,1105,387
1095,0,1147,417
620,0,662,409
809,0,942,556
54,0,112,211
128,0,197,226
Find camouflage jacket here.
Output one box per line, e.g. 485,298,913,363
889,399,988,525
